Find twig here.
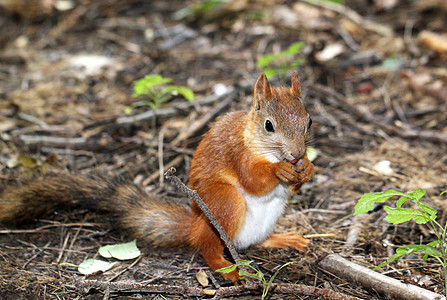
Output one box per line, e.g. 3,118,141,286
319,254,446,300
163,167,240,262
18,135,87,145
142,155,184,186
23,241,51,268
17,112,48,127
158,127,166,186
108,256,143,282
57,232,71,264
170,96,232,147
97,29,141,54
0,222,99,234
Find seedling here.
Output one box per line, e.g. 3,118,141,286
127,74,194,114
355,189,447,294
217,259,292,299
174,0,231,20
257,42,305,80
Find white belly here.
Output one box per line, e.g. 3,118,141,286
233,184,289,250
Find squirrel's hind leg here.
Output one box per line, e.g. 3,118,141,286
258,232,309,250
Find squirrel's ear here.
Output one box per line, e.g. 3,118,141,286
254,73,272,110
290,71,301,98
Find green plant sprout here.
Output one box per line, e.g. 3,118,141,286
217,259,292,299
126,74,194,114
174,0,232,20
355,189,447,294
257,42,305,80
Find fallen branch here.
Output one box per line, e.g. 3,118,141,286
319,254,446,300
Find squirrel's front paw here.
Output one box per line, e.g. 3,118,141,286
275,158,315,185
275,161,301,183
295,157,315,184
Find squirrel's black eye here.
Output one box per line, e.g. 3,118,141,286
308,118,312,129
265,120,275,132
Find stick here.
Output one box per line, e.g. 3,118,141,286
319,254,446,300
170,96,232,147
0,222,99,234
108,256,143,282
142,155,184,186
164,167,240,262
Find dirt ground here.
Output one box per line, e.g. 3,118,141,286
0,0,446,299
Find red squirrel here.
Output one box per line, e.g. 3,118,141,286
0,72,315,282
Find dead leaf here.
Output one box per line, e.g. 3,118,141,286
315,43,345,62
196,269,209,286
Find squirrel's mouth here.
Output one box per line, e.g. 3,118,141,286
286,158,299,165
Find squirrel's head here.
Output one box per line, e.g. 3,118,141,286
248,72,312,163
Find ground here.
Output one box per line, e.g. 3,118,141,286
0,0,447,299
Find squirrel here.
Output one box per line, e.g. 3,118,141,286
0,72,315,282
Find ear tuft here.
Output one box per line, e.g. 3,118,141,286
253,73,272,110
291,71,301,97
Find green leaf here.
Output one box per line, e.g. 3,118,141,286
284,42,304,56
384,207,432,224
354,190,405,215
235,259,254,266
374,245,441,270
98,240,141,260
374,251,405,270
416,202,437,217
407,189,426,201
289,59,305,68
164,85,195,101
216,264,238,273
263,68,280,79
427,240,440,247
239,269,264,281
78,259,117,275
396,196,412,208
257,54,276,68
124,106,133,115
133,74,172,97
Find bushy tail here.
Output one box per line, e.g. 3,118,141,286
0,173,193,248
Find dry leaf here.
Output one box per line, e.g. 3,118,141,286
196,269,209,286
